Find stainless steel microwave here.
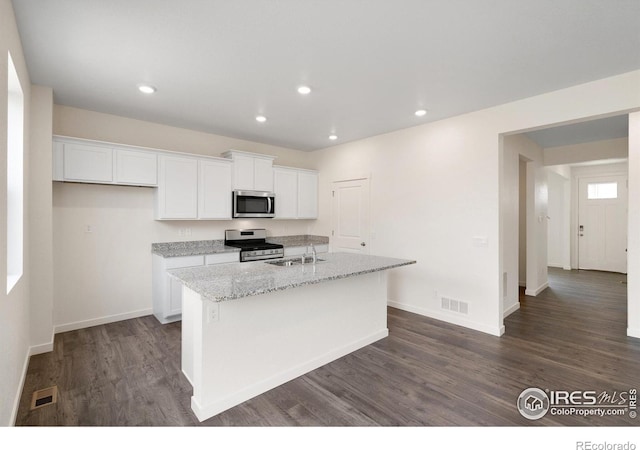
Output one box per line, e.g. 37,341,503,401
232,190,276,218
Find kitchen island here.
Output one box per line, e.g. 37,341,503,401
169,252,416,422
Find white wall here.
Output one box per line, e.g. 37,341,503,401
29,85,54,353
518,160,527,285
544,137,628,166
547,168,570,269
0,0,32,426
503,134,548,304
308,70,640,337
628,112,640,338
52,107,315,332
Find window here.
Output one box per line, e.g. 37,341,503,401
587,182,617,200
7,52,24,294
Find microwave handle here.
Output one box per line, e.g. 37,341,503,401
267,197,272,213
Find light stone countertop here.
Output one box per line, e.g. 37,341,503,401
151,240,239,258
151,235,329,258
167,252,416,302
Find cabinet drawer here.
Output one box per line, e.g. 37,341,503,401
165,255,205,269
205,252,239,265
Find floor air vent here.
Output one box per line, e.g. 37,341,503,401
30,386,58,410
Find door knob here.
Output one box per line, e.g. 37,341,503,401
360,242,366,247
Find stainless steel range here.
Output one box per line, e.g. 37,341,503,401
224,229,284,262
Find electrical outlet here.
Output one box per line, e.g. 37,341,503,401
178,228,184,237
185,228,192,237
208,303,219,323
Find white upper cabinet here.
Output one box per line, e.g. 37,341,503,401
273,167,298,219
115,149,158,186
53,137,158,187
273,166,318,219
156,155,199,219
297,170,319,219
63,142,113,183
223,150,275,191
198,159,232,219
253,157,274,191
52,138,314,221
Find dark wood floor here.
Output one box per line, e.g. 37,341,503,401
15,268,640,426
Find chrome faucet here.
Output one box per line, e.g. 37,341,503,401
309,243,317,264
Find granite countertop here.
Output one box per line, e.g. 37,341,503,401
167,252,416,302
151,240,239,258
152,235,329,258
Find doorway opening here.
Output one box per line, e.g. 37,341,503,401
502,113,630,336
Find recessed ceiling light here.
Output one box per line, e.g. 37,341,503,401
137,84,156,94
415,109,427,117
256,115,267,123
329,134,338,141
297,86,311,95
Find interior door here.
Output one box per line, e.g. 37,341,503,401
578,175,627,273
331,178,370,254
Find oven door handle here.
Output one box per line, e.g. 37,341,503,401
267,197,272,214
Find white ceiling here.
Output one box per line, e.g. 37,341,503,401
12,0,640,151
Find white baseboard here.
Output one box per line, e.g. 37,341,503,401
525,282,549,297
628,328,640,339
503,302,520,318
54,308,152,334
518,281,526,287
30,341,53,356
191,329,389,422
387,300,504,337
10,347,31,426
563,266,572,271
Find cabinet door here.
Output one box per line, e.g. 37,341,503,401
232,154,255,190
297,171,318,219
273,168,298,219
115,149,157,186
254,158,274,191
169,277,184,316
63,143,113,183
199,159,232,219
157,155,198,219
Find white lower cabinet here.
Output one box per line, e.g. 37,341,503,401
153,252,239,324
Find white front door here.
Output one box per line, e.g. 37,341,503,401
578,175,627,273
331,178,370,254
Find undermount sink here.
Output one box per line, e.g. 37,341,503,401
265,257,325,267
